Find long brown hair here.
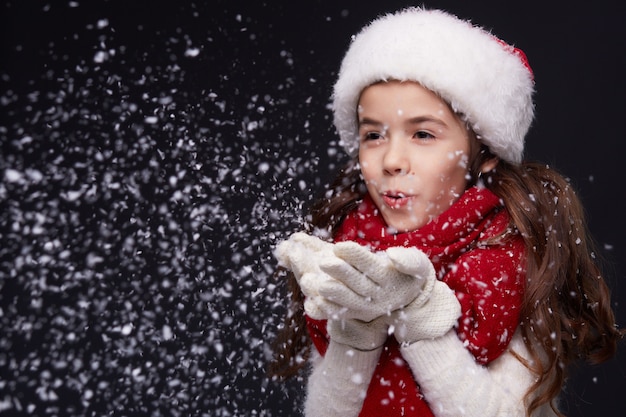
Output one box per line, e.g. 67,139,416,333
268,149,623,416
473,147,623,415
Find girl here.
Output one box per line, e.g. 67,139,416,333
269,8,622,417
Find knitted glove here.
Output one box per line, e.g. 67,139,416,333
390,279,462,346
314,242,433,323
327,316,389,351
273,232,336,319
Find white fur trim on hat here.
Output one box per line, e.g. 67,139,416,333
332,8,535,164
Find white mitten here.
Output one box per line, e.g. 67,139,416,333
273,232,337,319
327,316,389,351
315,242,434,322
274,232,333,271
391,280,462,346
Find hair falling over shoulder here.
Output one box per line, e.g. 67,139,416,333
268,154,623,416
481,157,624,416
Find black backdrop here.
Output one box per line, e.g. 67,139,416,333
1,1,624,416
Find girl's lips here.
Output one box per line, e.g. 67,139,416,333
382,192,413,209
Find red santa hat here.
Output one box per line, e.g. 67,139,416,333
332,7,535,164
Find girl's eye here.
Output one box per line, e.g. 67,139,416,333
363,132,383,141
415,131,435,140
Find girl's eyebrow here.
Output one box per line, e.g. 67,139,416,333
357,117,384,128
406,116,448,127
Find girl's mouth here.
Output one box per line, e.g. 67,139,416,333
382,192,412,209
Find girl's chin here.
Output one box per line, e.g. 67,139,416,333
381,213,427,233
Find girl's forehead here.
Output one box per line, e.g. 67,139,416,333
357,81,465,127
358,81,450,105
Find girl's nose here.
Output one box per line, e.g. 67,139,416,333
383,139,410,176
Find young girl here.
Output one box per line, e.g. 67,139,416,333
269,8,622,417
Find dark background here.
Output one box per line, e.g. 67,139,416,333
1,0,624,416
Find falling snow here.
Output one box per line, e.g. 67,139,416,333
0,2,346,416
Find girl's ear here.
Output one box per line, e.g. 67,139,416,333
480,157,499,174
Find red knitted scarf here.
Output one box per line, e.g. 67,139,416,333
333,186,506,274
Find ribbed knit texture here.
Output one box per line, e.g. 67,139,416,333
400,331,557,416
304,341,382,417
306,186,526,416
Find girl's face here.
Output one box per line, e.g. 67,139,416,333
358,80,474,232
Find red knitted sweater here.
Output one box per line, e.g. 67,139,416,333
306,186,526,416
